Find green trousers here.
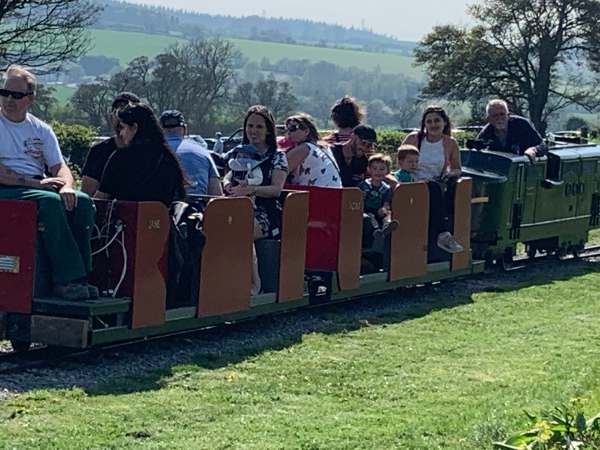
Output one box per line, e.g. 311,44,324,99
0,187,95,284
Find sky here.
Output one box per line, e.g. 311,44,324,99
127,0,474,42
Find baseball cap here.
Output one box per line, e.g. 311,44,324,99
160,110,186,128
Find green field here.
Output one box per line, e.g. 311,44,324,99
49,84,77,105
1,257,600,448
88,29,184,65
87,29,420,78
228,38,421,78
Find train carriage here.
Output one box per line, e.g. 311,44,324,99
0,179,483,351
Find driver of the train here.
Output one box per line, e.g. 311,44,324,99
476,99,548,162
0,65,97,300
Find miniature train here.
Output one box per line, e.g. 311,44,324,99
1,143,599,351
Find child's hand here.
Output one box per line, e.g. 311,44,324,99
378,206,390,218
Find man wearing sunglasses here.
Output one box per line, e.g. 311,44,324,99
0,65,97,300
81,91,140,195
331,124,377,187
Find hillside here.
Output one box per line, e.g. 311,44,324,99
87,29,421,78
93,0,417,55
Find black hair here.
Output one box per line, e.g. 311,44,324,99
242,105,278,152
330,96,365,129
117,103,186,199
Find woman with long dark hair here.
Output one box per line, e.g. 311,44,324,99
94,103,186,206
225,105,288,239
285,113,341,188
401,105,463,254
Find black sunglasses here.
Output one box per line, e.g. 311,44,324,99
0,89,33,100
285,124,304,133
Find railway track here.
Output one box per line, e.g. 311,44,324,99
2,244,599,375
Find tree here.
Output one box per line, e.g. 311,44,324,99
30,84,59,121
414,0,600,132
111,39,238,132
232,78,298,120
70,82,113,132
0,0,100,71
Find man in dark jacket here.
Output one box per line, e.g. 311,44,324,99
477,99,547,162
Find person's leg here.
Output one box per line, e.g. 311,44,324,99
362,213,376,248
427,181,463,254
427,181,446,238
0,187,88,284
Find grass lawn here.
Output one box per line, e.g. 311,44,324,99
1,258,599,449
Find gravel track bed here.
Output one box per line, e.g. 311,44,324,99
1,257,598,402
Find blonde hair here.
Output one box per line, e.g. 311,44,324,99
368,153,392,171
5,65,36,94
396,144,419,162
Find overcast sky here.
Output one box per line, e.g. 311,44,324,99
127,0,474,41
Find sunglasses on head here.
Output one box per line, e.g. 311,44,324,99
0,89,33,100
285,124,304,133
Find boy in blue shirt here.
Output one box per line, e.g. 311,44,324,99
393,145,419,183
359,153,398,250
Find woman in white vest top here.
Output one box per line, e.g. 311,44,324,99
402,106,463,254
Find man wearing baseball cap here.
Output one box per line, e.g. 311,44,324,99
331,124,377,187
81,91,140,195
160,109,223,197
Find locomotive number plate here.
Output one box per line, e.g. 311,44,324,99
0,255,20,274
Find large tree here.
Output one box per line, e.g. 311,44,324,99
233,77,298,119
0,0,100,71
414,0,600,131
71,38,238,133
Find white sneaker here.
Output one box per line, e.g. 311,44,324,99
437,232,464,254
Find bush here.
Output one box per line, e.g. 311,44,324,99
564,116,590,131
50,121,96,170
494,400,600,449
376,129,408,158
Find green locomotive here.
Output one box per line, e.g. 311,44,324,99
461,144,600,264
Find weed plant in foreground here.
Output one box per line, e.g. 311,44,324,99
1,259,599,449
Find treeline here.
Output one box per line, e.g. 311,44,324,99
93,0,416,54
37,39,424,136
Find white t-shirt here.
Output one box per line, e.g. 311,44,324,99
0,111,64,177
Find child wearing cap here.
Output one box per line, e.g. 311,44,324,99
359,153,398,250
223,144,264,205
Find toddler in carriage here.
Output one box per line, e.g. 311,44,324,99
359,153,399,250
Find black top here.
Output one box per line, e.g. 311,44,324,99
331,144,368,187
98,140,183,206
81,137,117,181
477,115,548,157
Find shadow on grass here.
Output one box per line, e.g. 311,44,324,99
3,257,599,397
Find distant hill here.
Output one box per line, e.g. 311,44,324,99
93,0,417,55
86,29,421,78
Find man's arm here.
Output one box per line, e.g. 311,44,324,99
518,118,547,159
0,163,43,188
80,176,100,196
48,162,77,211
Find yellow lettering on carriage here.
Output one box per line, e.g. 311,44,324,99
148,219,161,230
